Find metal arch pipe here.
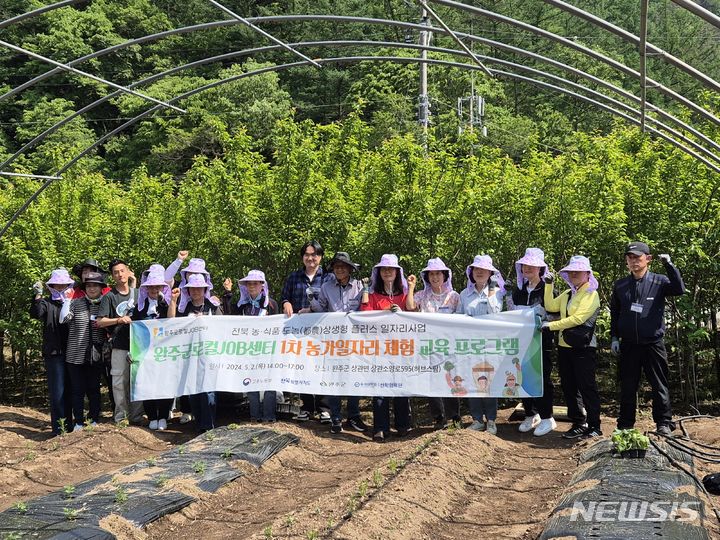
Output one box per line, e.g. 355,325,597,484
0,0,85,30
2,38,718,172
430,0,720,126
670,0,720,29
2,12,719,131
540,0,720,94
640,0,650,133
3,37,718,174
3,54,717,240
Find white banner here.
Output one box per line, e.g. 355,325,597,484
129,310,543,400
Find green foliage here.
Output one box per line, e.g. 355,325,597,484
612,428,650,452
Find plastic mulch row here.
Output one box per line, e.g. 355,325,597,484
540,440,709,540
0,426,298,540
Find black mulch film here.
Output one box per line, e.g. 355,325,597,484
541,440,710,540
0,426,298,539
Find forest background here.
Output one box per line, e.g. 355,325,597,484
0,0,719,411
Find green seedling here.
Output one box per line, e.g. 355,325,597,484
227,423,240,430
117,417,129,429
357,479,368,499
49,441,59,452
63,507,79,521
372,469,383,489
347,494,358,514
178,444,187,454
612,428,650,452
326,517,335,530
285,514,296,528
110,476,120,486
306,530,318,540
221,449,233,459
263,525,273,539
251,436,259,445
146,457,157,466
4,532,21,540
58,418,68,436
204,431,216,441
156,474,169,488
62,485,75,498
83,419,95,432
388,457,399,474
193,460,206,475
24,450,37,462
14,501,28,514
114,486,128,504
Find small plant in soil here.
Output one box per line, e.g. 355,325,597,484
612,428,649,456
156,474,169,488
372,469,383,488
49,441,58,452
193,460,207,475
263,525,273,539
285,514,296,528
24,450,37,462
146,457,157,466
227,423,240,430
251,436,259,445
306,530,318,540
346,494,358,515
221,449,233,459
114,486,128,504
4,532,21,540
83,419,95,432
58,418,68,436
357,479,368,499
388,457,399,474
178,444,187,454
204,432,216,441
14,501,28,514
62,485,75,499
63,507,79,521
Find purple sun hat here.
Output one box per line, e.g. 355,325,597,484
179,258,213,288
141,263,165,284
178,272,213,312
370,254,408,294
137,270,172,311
466,255,506,298
46,268,75,301
559,255,598,292
515,248,548,288
237,270,270,311
420,257,453,293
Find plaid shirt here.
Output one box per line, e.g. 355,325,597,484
281,267,328,311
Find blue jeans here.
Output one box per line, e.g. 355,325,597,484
469,398,497,422
328,395,361,424
189,392,216,431
372,397,410,434
44,355,72,434
247,391,276,421
66,363,102,425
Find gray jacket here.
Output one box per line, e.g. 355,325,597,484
310,275,363,313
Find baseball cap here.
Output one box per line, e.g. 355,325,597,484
625,241,650,256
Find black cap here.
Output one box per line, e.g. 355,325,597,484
328,252,360,272
72,258,105,277
108,258,128,272
82,271,106,287
625,241,650,256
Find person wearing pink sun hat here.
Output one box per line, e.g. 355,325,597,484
543,255,601,440
507,247,557,437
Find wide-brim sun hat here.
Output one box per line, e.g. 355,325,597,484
328,252,360,272
420,257,453,293
181,273,212,289
237,269,270,310
72,258,106,278
370,254,408,294
46,268,75,286
466,254,505,298
81,271,106,288
514,247,548,288
559,255,598,292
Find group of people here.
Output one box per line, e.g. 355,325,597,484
31,239,684,442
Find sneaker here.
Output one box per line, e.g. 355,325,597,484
562,424,588,439
330,421,343,434
468,420,486,431
318,411,332,424
73,424,83,433
518,414,541,433
373,431,385,443
148,420,159,430
179,413,193,424
157,419,167,431
348,417,368,433
292,410,310,422
582,426,603,439
395,427,412,438
533,418,557,437
656,424,672,436
486,420,497,435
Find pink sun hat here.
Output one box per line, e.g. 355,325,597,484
420,257,453,293
237,269,270,310
559,255,598,292
515,247,548,288
466,255,506,298
370,254,408,294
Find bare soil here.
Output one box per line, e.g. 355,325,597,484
1,404,719,540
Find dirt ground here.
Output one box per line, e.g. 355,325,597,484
1,403,719,540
